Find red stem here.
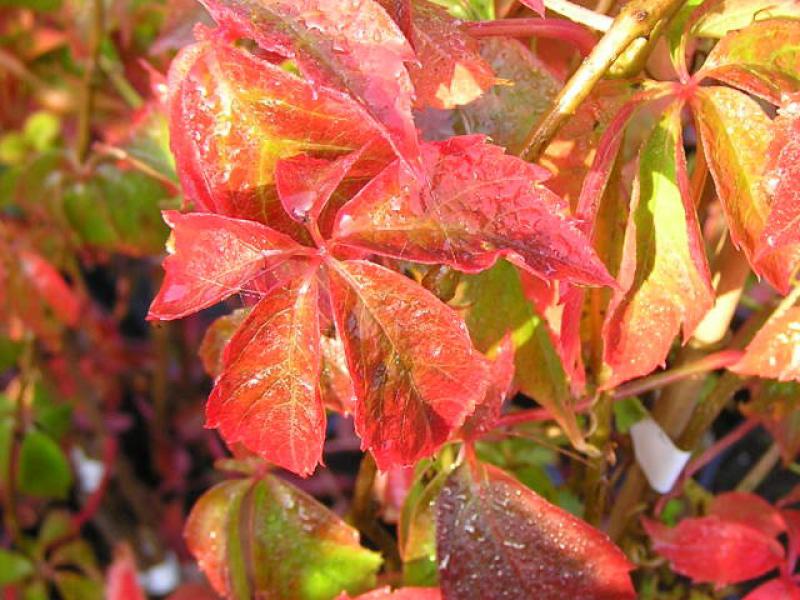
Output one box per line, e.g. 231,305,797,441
466,18,597,56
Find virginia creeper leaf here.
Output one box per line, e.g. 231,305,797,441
276,147,367,225
400,467,449,586
148,211,307,320
642,516,784,586
19,250,80,327
185,476,382,599
197,0,421,172
207,276,324,477
199,308,251,377
17,429,72,499
0,548,34,586
457,37,560,150
436,463,636,599
105,546,146,600
742,381,800,464
700,19,800,105
403,0,494,110
319,334,357,415
709,491,787,538
758,96,800,256
603,103,712,388
327,259,488,469
460,334,514,440
733,306,800,382
518,0,544,16
691,0,800,39
458,261,584,447
692,86,799,293
333,136,615,288
743,578,800,600
168,41,391,231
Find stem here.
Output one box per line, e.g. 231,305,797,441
76,0,104,163
516,0,686,161
737,444,781,493
92,143,180,194
466,18,597,56
612,349,743,400
583,393,613,525
544,0,613,31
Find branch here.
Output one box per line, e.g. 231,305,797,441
76,0,104,163
516,0,686,161
466,18,597,57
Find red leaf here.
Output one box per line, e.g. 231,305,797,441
199,308,251,377
519,0,545,16
642,516,784,586
758,96,800,257
327,259,489,469
692,85,799,294
206,275,324,477
319,333,357,415
333,135,614,288
742,381,800,465
197,0,421,172
19,250,80,327
276,146,368,226
602,102,712,388
709,492,787,539
106,545,146,600
743,578,800,600
436,463,636,599
733,306,800,382
148,211,308,320
166,583,220,600
403,0,494,110
460,334,515,440
167,41,391,230
340,587,442,599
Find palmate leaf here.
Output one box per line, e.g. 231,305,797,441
167,41,392,233
147,211,309,320
602,102,712,388
332,135,614,288
642,516,784,586
709,491,787,539
758,96,800,256
206,275,324,477
692,86,799,293
327,259,489,469
699,19,800,105
733,306,800,382
197,0,421,173
435,463,636,599
185,476,382,600
395,0,495,110
690,0,800,39
339,587,442,599
743,578,800,600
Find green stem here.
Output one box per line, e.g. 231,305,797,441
736,444,781,493
76,0,104,164
516,0,686,161
583,393,613,526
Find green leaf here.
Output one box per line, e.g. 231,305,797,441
459,260,584,447
603,102,713,388
0,548,34,585
23,111,60,153
0,0,61,11
666,0,704,74
185,476,382,600
32,383,72,440
63,165,169,256
691,0,800,38
613,397,649,434
53,572,103,600
17,429,73,499
457,37,559,149
430,0,493,21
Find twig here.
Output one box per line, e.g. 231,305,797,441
737,443,781,493
516,0,687,161
544,0,613,31
76,0,104,163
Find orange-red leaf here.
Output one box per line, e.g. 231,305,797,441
460,334,515,440
19,250,81,327
333,136,614,288
206,276,324,477
436,463,636,599
327,259,488,469
148,211,307,320
167,41,391,231
642,516,784,586
758,97,800,257
733,306,800,382
198,0,420,172
742,381,800,464
743,578,800,600
603,103,712,388
709,492,787,539
340,587,442,599
106,545,146,600
404,0,494,110
692,86,799,293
